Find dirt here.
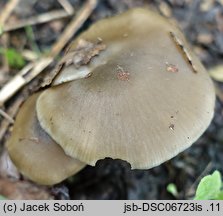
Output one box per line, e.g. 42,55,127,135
0,0,223,200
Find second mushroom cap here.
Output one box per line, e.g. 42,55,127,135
6,93,85,185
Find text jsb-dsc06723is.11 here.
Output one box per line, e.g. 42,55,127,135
123,202,221,213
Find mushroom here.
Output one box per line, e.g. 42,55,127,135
35,8,215,169
6,93,86,185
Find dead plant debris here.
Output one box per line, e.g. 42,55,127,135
166,62,179,73
64,39,106,68
116,65,130,81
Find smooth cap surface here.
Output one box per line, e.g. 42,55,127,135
36,8,215,169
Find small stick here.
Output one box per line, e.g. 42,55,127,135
3,10,73,32
0,96,24,142
50,0,98,57
21,49,39,61
57,0,74,15
0,0,20,25
169,31,198,73
0,58,53,107
0,109,14,123
1,33,10,72
0,63,34,106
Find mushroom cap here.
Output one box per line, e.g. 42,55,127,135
36,8,215,169
6,93,86,185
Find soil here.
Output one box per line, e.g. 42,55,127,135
0,0,223,200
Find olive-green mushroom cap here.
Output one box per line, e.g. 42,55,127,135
36,8,215,169
6,93,86,185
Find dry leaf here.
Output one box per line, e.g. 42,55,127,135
42,39,106,87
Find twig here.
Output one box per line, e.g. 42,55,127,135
57,0,74,15
0,33,9,72
0,96,24,143
0,58,53,107
0,109,14,123
21,49,39,61
50,0,98,57
0,0,98,108
0,63,34,107
25,26,41,56
0,0,20,26
3,10,73,32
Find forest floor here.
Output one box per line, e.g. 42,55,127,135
0,0,223,200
